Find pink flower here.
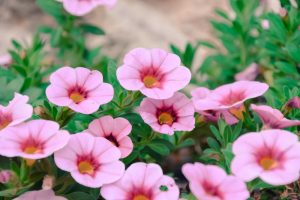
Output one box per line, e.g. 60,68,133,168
86,116,133,158
117,48,191,99
231,129,300,185
139,92,195,135
0,53,12,67
235,63,259,81
0,170,12,184
54,132,125,188
251,104,300,129
13,190,67,200
101,162,179,200
62,0,117,16
191,87,238,125
0,120,70,160
0,93,33,131
285,97,300,109
192,81,268,123
46,67,114,114
182,163,249,200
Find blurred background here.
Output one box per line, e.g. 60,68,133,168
0,0,280,60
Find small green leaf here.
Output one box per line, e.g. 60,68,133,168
148,143,170,156
275,62,298,74
80,24,105,35
207,137,220,150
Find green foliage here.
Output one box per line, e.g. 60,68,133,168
1,0,300,199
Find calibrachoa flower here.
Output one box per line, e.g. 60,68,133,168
251,104,300,129
139,92,195,135
182,163,249,200
46,67,114,114
54,132,125,188
191,87,238,125
86,115,133,158
0,170,12,184
285,96,300,109
13,190,67,200
231,129,300,185
0,93,33,131
0,120,70,161
117,48,191,99
101,162,179,200
192,81,269,122
235,63,259,81
62,0,117,16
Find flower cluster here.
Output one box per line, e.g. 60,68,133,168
2,0,300,199
3,44,300,199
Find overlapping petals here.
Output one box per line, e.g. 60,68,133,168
139,92,195,135
0,93,33,131
231,129,300,185
117,48,191,99
0,120,69,160
101,162,179,200
46,67,114,114
251,104,300,129
192,81,269,124
182,162,249,200
86,115,133,158
54,132,125,188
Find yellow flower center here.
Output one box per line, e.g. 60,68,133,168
229,105,245,120
24,146,40,154
70,92,85,104
158,112,174,125
143,75,159,88
78,161,94,175
0,119,11,130
260,157,278,170
133,195,150,200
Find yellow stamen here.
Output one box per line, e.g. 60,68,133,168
25,159,36,167
0,120,11,130
78,161,94,175
24,146,40,154
260,157,278,170
70,92,85,104
133,195,150,200
158,112,174,125
229,105,245,120
143,75,159,88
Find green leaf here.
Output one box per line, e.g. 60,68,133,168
170,44,182,57
285,44,300,63
207,137,220,150
65,192,95,200
36,0,64,18
215,8,230,20
50,28,62,46
210,125,223,143
12,40,22,50
38,25,53,34
275,61,298,74
148,143,170,156
198,41,216,49
80,24,105,35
